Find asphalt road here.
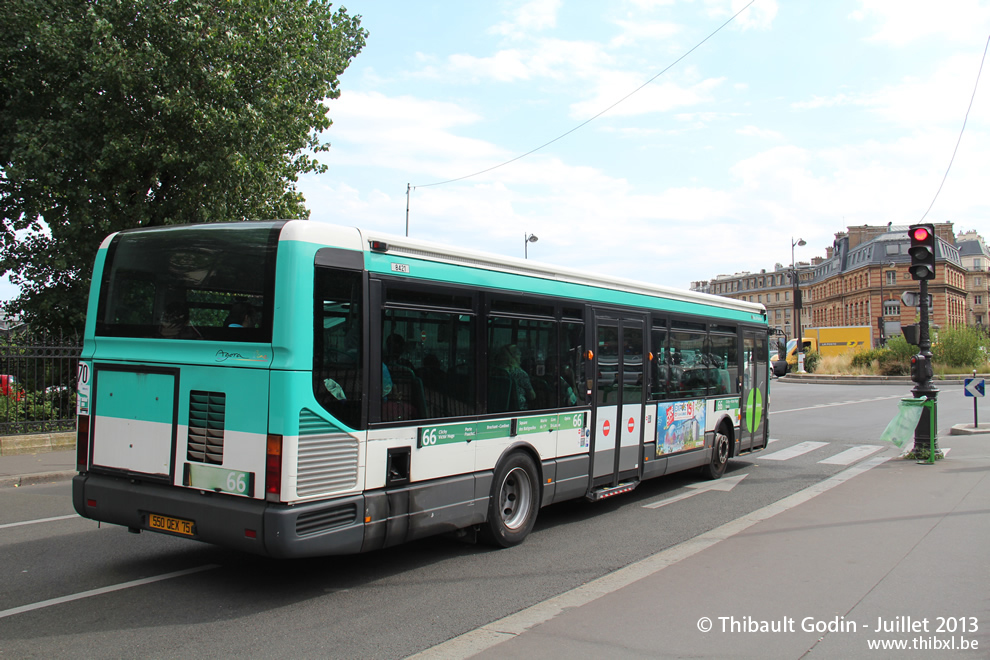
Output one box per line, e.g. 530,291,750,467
0,380,973,658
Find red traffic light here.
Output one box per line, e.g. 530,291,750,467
908,223,936,281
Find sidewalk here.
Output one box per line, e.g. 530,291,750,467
417,435,990,659
0,449,76,488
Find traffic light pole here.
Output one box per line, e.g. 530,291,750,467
912,277,939,459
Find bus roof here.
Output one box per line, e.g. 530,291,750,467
278,220,766,319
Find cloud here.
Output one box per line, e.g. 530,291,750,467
792,53,990,127
318,91,509,181
704,0,778,30
862,54,990,126
491,0,563,37
791,93,854,110
736,125,784,140
850,0,990,46
570,71,726,119
609,19,683,48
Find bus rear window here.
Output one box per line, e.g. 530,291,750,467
95,222,281,342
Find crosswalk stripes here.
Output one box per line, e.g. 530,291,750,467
757,438,954,464
759,441,829,461
757,440,887,465
818,444,884,465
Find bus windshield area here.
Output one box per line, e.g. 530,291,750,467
95,222,281,342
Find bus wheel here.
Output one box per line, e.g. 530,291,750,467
701,431,730,480
481,452,539,548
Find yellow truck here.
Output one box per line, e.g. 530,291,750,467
773,326,873,374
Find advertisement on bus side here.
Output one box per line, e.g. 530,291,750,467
656,399,706,456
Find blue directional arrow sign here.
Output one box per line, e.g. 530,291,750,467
964,378,985,398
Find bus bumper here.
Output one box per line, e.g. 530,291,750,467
72,473,366,558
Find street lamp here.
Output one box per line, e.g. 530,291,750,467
877,261,895,346
524,233,538,259
792,237,806,372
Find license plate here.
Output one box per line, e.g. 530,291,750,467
148,513,195,537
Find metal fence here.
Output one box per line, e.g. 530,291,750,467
1,332,81,435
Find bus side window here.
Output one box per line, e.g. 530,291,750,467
313,267,364,430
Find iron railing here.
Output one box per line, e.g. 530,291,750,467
0,333,81,435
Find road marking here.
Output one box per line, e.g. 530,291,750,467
0,564,219,620
771,394,904,415
758,441,828,461
0,514,79,530
408,456,891,660
642,474,748,509
818,445,884,465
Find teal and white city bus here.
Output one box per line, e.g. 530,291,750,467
73,221,770,557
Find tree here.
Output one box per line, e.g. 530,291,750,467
1,0,367,335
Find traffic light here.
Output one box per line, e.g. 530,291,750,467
908,224,936,280
910,353,932,384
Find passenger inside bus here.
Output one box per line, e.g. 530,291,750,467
158,302,200,339
493,344,535,411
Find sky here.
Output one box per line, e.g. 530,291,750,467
297,0,990,287
4,0,990,302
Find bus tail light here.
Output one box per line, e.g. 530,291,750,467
76,414,90,471
265,434,283,500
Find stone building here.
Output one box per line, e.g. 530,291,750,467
692,223,989,348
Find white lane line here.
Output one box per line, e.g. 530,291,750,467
819,445,884,466
758,441,829,461
408,456,892,660
0,564,220,620
0,514,79,530
771,394,904,415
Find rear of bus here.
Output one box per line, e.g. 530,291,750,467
72,220,367,557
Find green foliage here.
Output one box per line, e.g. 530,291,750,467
850,348,884,368
884,335,918,361
803,350,821,373
870,337,913,376
931,326,989,368
1,389,74,430
1,0,367,335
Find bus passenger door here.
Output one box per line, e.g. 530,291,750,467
739,330,769,451
591,314,646,488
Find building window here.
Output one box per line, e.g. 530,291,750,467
883,301,900,317
886,270,896,285
976,295,983,305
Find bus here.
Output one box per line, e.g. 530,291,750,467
72,221,770,557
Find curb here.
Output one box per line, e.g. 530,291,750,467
0,432,75,456
0,471,77,489
949,423,990,436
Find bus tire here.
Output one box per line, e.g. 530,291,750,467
481,451,540,548
701,430,730,480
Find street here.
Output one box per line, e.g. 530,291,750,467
0,380,977,658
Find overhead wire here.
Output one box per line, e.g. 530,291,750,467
410,0,757,191
918,32,990,223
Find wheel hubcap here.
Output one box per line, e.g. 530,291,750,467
714,434,729,465
499,466,533,531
